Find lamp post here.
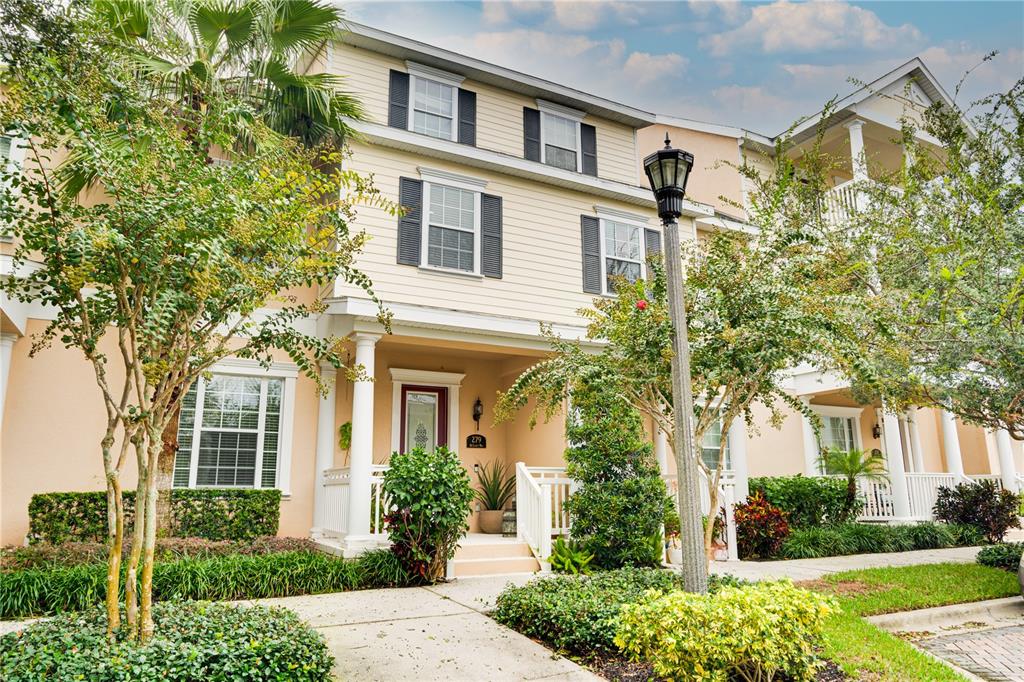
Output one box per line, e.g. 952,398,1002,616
643,134,708,594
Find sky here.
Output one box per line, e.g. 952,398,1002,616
345,0,1024,135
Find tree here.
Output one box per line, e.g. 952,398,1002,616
818,447,887,520
0,3,391,641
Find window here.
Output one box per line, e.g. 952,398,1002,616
173,374,284,488
1,134,24,240
541,112,580,171
820,415,856,453
602,219,644,293
423,182,480,274
701,417,731,471
411,77,455,140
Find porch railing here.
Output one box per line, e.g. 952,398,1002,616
905,473,962,520
515,462,552,561
319,464,389,538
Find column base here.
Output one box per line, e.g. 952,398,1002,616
338,534,389,558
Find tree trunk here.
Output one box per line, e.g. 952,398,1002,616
124,435,146,638
155,396,180,536
139,432,160,642
103,432,122,637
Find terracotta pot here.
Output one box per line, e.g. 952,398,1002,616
479,509,505,534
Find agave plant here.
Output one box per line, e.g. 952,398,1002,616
475,460,515,511
818,447,887,521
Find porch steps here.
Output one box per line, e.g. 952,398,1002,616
450,538,541,577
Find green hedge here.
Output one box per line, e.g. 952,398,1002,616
976,542,1024,572
0,548,409,618
28,488,282,543
0,602,333,681
749,476,855,527
778,522,983,560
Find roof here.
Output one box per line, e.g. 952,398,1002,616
338,22,658,129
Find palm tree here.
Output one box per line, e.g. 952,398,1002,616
92,0,362,147
818,447,888,521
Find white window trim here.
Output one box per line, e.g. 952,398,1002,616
419,177,483,277
537,99,584,174
406,61,463,143
597,214,647,297
809,405,863,471
389,368,465,456
183,359,297,496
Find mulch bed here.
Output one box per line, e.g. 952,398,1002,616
590,656,848,681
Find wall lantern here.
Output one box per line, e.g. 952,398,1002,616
473,398,484,430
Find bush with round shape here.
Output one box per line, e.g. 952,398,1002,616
492,567,744,658
749,475,854,527
976,543,1024,573
615,581,836,682
933,480,1021,543
734,491,790,560
0,601,332,681
382,446,474,583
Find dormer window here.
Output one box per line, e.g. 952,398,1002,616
405,62,464,142
538,101,585,173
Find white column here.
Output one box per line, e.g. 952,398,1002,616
345,333,380,553
880,409,911,519
940,409,966,479
800,398,819,475
654,427,668,475
845,119,868,182
728,418,749,502
906,410,925,473
995,429,1019,493
311,363,337,535
0,333,17,429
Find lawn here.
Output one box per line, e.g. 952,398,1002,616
802,562,1020,681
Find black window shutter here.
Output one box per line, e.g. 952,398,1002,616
581,215,601,293
458,89,476,146
388,70,409,130
480,194,502,278
645,228,662,257
397,177,422,266
581,123,597,176
523,107,541,161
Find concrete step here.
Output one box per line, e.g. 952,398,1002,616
449,555,541,577
453,540,535,560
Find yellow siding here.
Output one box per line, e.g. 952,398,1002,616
328,42,641,186
338,142,662,327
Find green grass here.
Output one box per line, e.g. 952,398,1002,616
803,562,1021,681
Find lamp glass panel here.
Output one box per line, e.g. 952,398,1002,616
646,157,663,190
661,156,678,189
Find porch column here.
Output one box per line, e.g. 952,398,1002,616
345,333,380,552
800,398,819,475
906,409,925,472
654,427,669,475
995,429,1019,493
728,418,750,502
0,333,17,429
845,119,869,182
311,363,337,536
879,409,911,519
939,409,966,479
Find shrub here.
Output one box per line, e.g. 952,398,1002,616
778,522,965,560
1,536,315,571
977,543,1024,572
615,581,836,682
0,602,332,681
563,376,671,569
749,475,854,527
492,567,742,657
0,550,362,618
933,480,1021,543
354,548,413,588
734,491,790,559
27,489,282,544
549,537,594,575
383,446,474,583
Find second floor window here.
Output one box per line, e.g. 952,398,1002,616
424,182,479,274
412,77,456,141
701,417,731,471
603,219,644,293
542,112,580,172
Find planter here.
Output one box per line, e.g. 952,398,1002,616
479,509,505,534
668,547,683,565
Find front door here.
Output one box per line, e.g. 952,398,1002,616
400,385,449,453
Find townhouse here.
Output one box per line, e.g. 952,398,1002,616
1,25,1020,571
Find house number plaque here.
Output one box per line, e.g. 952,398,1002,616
466,434,487,448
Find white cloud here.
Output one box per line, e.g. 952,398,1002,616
622,51,689,85
480,0,646,31
701,1,924,57
688,0,749,25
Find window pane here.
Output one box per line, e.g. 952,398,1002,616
605,221,641,260
701,418,731,470
543,113,576,149
821,416,855,452
197,431,257,487
406,392,438,451
261,379,283,488
544,145,577,171
0,136,10,161
412,78,453,139
429,185,474,231
605,259,641,292
173,383,199,488
428,225,474,272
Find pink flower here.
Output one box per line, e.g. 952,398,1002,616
636,300,648,311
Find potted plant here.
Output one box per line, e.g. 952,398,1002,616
475,461,515,534
338,422,352,466
664,507,682,564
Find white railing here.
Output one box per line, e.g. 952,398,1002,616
650,470,740,561
854,478,896,521
905,473,961,520
526,467,574,537
823,180,860,226
320,464,389,539
968,475,1004,489
515,462,552,561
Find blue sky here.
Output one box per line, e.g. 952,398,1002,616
345,0,1023,134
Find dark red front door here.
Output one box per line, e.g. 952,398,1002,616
399,385,448,452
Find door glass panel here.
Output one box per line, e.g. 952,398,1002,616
406,392,438,451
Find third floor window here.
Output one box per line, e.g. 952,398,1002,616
542,112,580,172
412,77,456,140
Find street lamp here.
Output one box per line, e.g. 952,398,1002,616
643,134,708,594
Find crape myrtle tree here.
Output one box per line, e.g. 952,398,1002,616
497,124,879,560
0,3,392,641
844,71,1024,439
